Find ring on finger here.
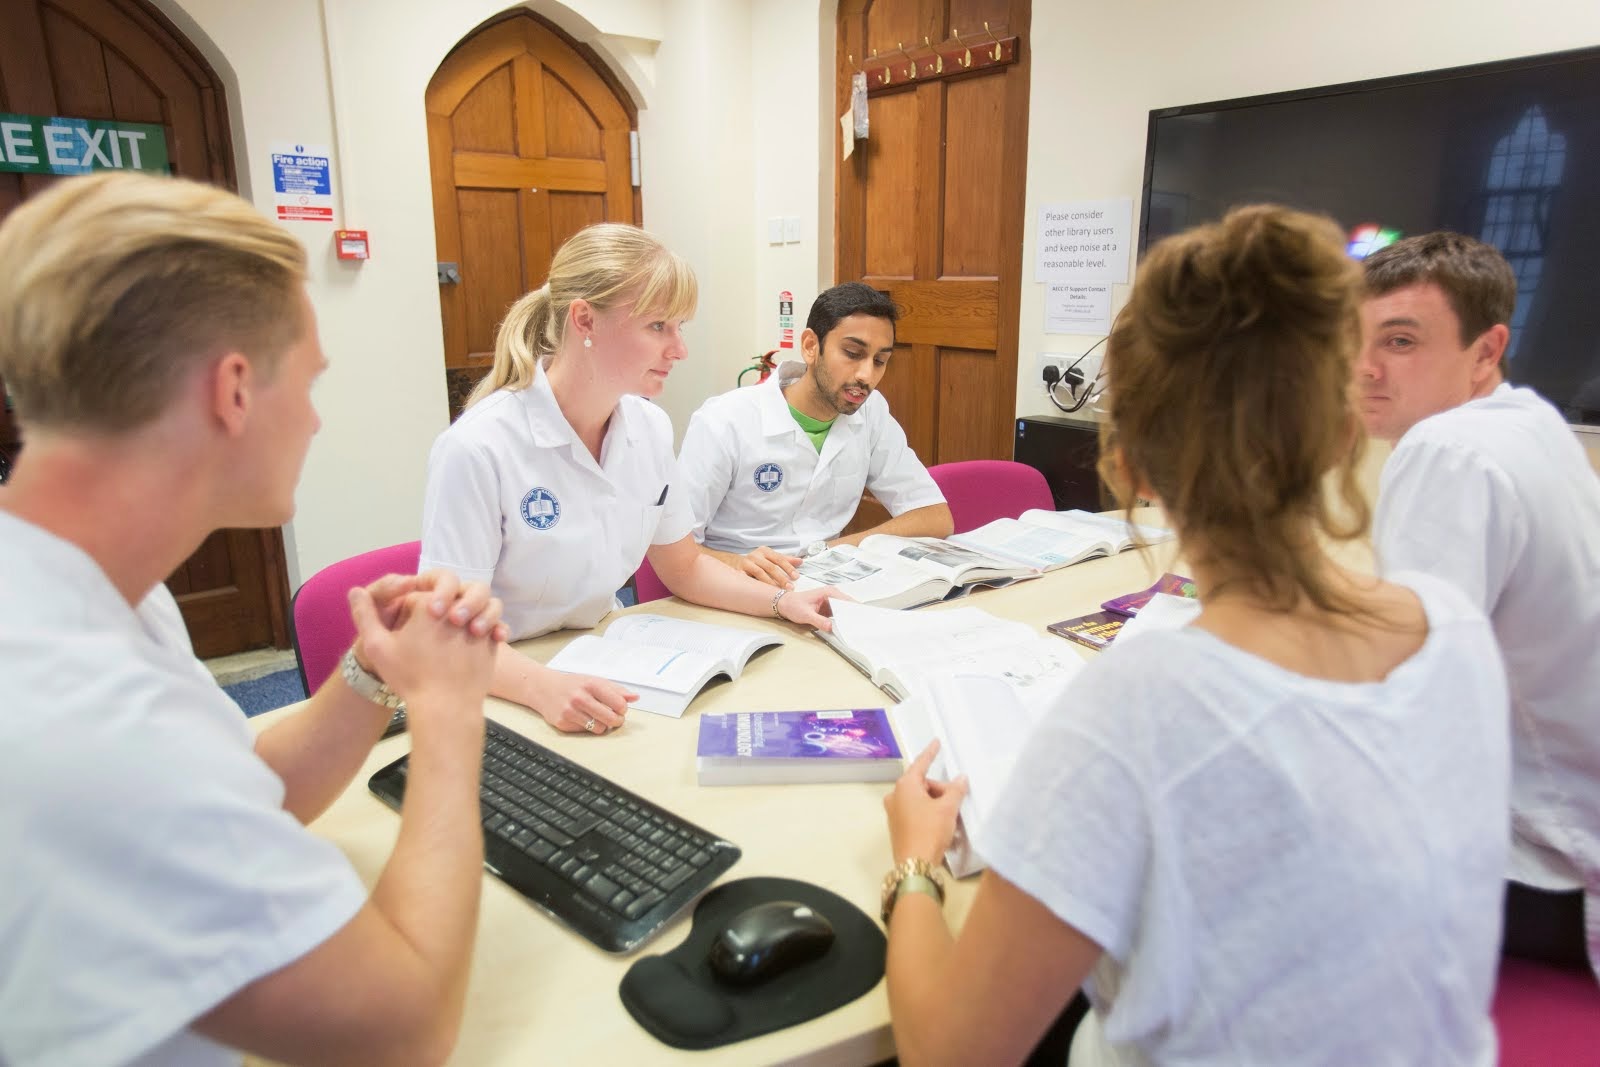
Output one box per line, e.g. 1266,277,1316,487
583,717,598,733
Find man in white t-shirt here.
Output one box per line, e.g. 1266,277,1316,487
677,282,952,586
0,173,505,1066
1359,231,1600,980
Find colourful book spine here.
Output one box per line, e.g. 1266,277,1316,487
1100,572,1198,618
1047,611,1125,651
696,708,901,761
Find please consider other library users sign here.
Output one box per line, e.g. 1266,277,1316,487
0,113,169,176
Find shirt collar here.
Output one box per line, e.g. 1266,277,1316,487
516,359,641,450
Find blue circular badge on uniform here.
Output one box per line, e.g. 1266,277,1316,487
753,463,784,493
520,487,561,530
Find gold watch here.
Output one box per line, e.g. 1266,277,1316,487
880,856,946,925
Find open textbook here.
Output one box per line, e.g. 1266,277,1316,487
818,599,1085,704
894,670,1081,877
945,509,1173,572
793,534,1037,610
544,614,782,718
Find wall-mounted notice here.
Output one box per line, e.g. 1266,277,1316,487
271,142,334,223
1045,283,1111,335
1036,198,1131,283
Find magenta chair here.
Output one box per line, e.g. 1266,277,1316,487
631,554,672,605
291,541,422,695
1493,957,1600,1065
927,460,1053,535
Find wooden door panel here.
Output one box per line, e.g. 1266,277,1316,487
838,0,1030,470
876,342,937,459
457,188,523,357
544,73,603,157
870,278,996,348
0,0,290,656
548,191,604,246
950,0,1011,32
429,12,638,395
942,74,1006,275
452,64,517,151
937,347,1010,463
104,49,161,120
861,89,919,278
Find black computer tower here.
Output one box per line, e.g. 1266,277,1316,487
1013,415,1107,512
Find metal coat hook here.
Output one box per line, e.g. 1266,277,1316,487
952,27,972,68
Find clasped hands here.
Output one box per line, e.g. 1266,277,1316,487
347,570,506,711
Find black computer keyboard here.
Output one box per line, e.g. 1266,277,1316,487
368,719,741,953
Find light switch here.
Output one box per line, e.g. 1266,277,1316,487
784,216,802,244
767,217,784,245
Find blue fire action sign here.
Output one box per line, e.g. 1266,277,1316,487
270,142,333,222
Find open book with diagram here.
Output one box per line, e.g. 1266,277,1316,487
944,509,1172,573
793,534,1038,610
544,614,783,718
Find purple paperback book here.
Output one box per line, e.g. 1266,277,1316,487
696,708,903,785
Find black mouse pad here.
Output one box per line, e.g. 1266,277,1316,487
618,876,886,1050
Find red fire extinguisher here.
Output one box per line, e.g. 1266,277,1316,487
738,349,779,386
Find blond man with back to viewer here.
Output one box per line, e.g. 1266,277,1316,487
0,172,509,1066
1358,231,1600,980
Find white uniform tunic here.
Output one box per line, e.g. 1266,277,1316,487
676,360,945,554
0,512,368,1067
420,360,695,641
984,572,1508,1067
1375,382,1600,979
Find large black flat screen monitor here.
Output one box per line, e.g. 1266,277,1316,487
1140,47,1600,428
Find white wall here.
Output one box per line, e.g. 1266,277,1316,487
641,0,756,438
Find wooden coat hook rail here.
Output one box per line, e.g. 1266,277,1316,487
860,24,1018,93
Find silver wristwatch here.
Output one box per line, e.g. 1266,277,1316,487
340,647,405,711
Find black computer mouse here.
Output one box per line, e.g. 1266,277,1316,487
706,900,835,987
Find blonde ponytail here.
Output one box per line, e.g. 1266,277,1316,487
465,284,553,410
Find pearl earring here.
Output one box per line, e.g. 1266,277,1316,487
583,337,593,349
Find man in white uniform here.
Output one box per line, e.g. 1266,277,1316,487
1359,231,1600,979
0,173,505,1066
677,282,953,586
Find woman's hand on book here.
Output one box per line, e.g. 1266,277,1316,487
775,585,842,631
531,667,637,735
884,740,969,865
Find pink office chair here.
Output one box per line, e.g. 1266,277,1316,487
928,460,1053,535
631,554,672,605
291,541,422,695
1492,957,1600,1065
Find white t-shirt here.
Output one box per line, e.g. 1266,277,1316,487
982,573,1508,1067
675,360,946,554
1375,383,1600,978
0,511,367,1067
419,361,695,641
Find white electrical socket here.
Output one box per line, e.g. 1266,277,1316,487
1036,351,1076,382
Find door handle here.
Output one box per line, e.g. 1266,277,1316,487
437,262,462,285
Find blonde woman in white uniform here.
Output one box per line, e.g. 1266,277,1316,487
422,224,835,736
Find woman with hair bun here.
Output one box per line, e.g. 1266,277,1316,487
879,205,1510,1065
421,223,835,735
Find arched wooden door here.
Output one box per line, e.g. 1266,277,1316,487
0,0,292,659
426,12,639,416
